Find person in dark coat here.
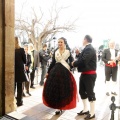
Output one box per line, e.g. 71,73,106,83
75,49,81,60
102,40,119,96
29,43,39,88
39,44,51,86
23,44,32,96
15,37,27,106
72,35,97,120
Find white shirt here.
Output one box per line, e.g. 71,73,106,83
110,49,115,60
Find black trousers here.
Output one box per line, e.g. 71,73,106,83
30,69,35,87
79,74,96,101
40,65,47,85
23,81,30,93
15,82,23,105
105,66,118,82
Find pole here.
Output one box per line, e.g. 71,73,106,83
109,96,120,120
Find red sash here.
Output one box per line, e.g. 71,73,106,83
82,70,96,74
106,62,116,67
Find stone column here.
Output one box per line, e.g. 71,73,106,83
0,0,16,115
0,0,3,115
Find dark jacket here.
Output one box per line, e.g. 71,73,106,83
15,48,27,82
31,50,39,69
47,50,74,73
75,53,80,60
73,44,97,72
39,49,51,66
102,49,118,64
25,53,32,73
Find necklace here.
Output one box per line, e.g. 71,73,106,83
59,49,65,55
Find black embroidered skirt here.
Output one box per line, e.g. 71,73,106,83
42,63,77,110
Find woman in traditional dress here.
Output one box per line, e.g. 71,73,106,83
42,37,77,115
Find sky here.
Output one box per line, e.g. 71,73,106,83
15,0,120,48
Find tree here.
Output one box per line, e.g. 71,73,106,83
15,3,77,50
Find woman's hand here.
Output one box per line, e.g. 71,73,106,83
46,73,48,78
25,66,28,70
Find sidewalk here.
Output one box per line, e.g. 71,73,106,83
9,65,120,120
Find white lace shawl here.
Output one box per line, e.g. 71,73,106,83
55,49,70,70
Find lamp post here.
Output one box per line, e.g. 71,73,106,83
53,37,56,50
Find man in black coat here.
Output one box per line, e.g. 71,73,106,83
23,45,32,96
102,40,118,96
72,35,97,120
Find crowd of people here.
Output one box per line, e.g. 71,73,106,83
15,35,120,120
15,37,50,106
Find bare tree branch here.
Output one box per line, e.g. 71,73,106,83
15,1,77,50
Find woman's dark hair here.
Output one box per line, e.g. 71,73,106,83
59,37,71,51
84,35,92,43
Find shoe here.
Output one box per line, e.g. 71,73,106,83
23,93,26,97
84,114,95,120
39,83,44,86
106,92,110,96
55,110,62,115
111,92,117,95
17,102,23,107
77,110,89,115
17,103,23,107
30,86,35,89
26,92,31,96
39,82,44,86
